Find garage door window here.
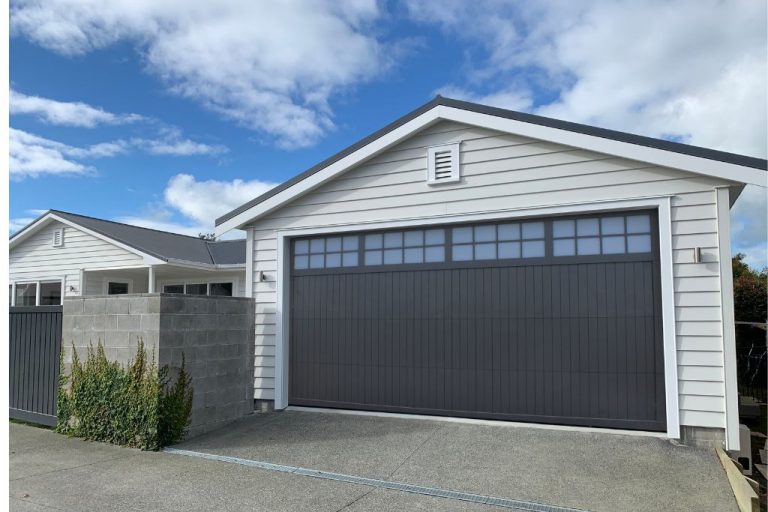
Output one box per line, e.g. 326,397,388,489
294,236,359,269
552,213,652,256
452,221,544,261
364,229,445,265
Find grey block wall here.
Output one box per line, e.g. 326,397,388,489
62,294,255,438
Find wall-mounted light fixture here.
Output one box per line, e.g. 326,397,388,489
257,271,268,282
692,247,702,263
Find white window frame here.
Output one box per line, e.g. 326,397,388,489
102,277,134,295
158,278,238,297
273,195,679,441
10,278,64,306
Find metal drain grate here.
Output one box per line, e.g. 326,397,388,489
164,447,589,512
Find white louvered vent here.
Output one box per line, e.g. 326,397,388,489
52,228,64,247
427,143,460,185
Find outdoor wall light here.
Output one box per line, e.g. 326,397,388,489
692,247,702,263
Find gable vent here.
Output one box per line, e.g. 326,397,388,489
427,143,460,185
52,228,64,247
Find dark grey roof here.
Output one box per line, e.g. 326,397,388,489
216,95,768,227
13,210,245,265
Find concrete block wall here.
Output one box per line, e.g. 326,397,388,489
62,293,255,438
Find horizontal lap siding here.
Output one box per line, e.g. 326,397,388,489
10,222,145,298
246,121,728,428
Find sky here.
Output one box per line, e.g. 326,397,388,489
8,0,768,268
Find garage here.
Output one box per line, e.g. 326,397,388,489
288,210,666,431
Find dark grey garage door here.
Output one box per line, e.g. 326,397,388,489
289,211,666,431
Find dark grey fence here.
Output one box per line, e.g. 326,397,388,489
9,306,62,426
736,324,767,403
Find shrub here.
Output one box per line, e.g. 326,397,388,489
57,340,193,450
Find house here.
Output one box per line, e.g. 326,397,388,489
215,96,767,450
9,210,246,306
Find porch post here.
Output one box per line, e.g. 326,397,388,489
79,268,86,296
148,266,155,293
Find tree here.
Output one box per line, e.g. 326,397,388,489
732,253,767,323
197,233,216,241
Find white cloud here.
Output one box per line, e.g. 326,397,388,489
163,174,277,225
114,173,276,238
406,0,767,268
132,128,227,156
11,0,390,148
10,128,99,178
10,89,143,127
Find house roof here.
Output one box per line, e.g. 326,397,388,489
215,96,767,231
10,210,246,266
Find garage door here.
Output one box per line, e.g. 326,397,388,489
289,210,666,431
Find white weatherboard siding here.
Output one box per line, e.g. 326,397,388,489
10,220,146,297
245,120,731,431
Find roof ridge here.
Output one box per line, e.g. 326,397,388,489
51,209,207,241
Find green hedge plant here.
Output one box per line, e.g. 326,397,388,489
57,339,193,450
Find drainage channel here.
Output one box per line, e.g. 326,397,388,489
164,447,589,512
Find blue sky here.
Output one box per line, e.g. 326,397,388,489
9,1,767,267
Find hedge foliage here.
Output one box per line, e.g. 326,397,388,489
57,340,193,450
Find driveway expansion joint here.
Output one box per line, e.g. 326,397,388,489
164,447,590,512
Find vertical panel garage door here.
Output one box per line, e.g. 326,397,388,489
289,211,666,431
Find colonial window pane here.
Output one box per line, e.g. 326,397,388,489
452,244,473,261
384,232,403,248
474,243,496,260
424,246,445,262
295,240,309,254
365,233,383,249
498,223,520,241
404,247,423,263
365,250,382,265
294,255,309,269
577,237,600,255
310,238,325,253
343,236,358,251
552,220,575,238
522,222,544,239
474,225,495,242
626,215,650,233
498,241,521,259
601,217,624,235
342,252,359,267
326,237,342,252
15,283,37,306
325,253,342,267
577,218,599,236
383,249,403,264
309,254,324,268
425,229,445,245
553,239,575,256
404,230,423,247
627,234,652,253
522,240,545,258
602,236,625,254
453,227,473,244
39,281,61,305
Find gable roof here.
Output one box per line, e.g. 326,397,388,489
215,96,767,234
10,210,246,266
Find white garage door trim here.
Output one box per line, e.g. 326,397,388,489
273,195,679,439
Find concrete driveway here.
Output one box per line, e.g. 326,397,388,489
10,411,737,511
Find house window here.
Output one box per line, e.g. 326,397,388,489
11,280,63,306
14,283,37,306
107,282,130,295
209,282,233,296
39,281,62,305
185,283,208,295
163,284,185,294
